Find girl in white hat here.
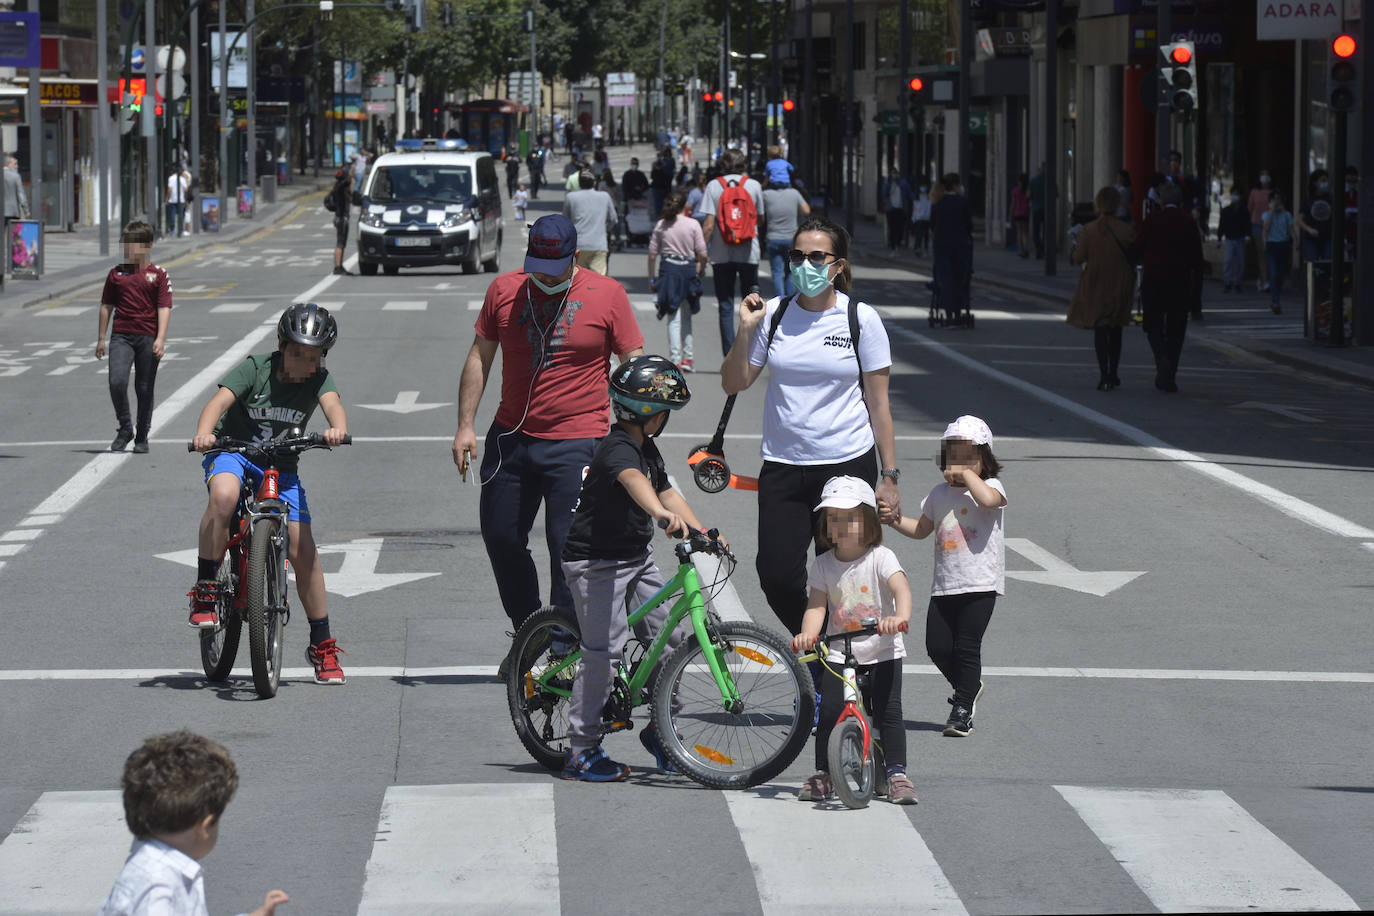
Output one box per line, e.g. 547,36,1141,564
883,416,1006,737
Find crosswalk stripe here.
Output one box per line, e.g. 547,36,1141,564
356,784,559,914
0,790,130,914
1055,785,1359,912
35,306,92,317
467,298,484,310
209,301,265,313
382,300,428,311
723,790,968,915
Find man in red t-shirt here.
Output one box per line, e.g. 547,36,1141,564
452,214,644,675
94,220,172,453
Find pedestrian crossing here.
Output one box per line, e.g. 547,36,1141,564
0,782,1362,914
25,297,661,319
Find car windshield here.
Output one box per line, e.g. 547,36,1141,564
369,165,473,203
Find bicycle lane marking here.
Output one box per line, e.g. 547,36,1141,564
884,324,1374,540
0,265,352,575
724,791,968,914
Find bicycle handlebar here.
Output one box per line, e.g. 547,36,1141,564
187,433,353,455
657,518,732,560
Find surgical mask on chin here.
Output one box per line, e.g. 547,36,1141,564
792,260,834,297
530,271,572,295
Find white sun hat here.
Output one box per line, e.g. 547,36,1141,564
941,415,993,446
814,475,877,511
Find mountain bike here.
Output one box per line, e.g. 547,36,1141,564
188,432,351,699
799,618,907,809
506,527,815,789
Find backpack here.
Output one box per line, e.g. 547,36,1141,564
715,176,758,245
323,187,337,212
765,294,866,392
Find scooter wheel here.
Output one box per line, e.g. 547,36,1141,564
693,456,731,494
687,443,713,461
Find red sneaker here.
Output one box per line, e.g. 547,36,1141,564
306,637,347,684
187,580,219,629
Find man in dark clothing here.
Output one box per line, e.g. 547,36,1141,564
505,154,521,198
930,172,973,324
649,150,675,219
1028,164,1046,258
526,148,545,198
622,158,649,201
1128,183,1204,393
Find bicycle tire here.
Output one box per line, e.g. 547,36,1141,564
246,519,284,699
652,621,813,789
199,545,242,681
507,607,583,771
828,717,875,809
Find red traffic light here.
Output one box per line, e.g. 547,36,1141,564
782,99,795,112
909,77,924,92
713,91,723,102
1169,45,1192,65
1333,33,1357,58
702,92,712,102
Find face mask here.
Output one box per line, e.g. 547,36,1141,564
1260,176,1271,185
529,271,573,295
1318,181,1330,192
792,259,835,297
1230,195,1240,205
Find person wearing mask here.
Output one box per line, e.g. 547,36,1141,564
1248,170,1275,292
1218,186,1252,293
526,145,545,199
910,182,932,257
1296,169,1333,264
649,149,675,220
1128,183,1204,392
930,173,973,325
879,169,914,255
622,157,649,202
1262,191,1296,315
762,174,811,299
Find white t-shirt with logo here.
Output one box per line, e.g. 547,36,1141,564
919,479,1008,596
747,292,892,464
807,544,907,666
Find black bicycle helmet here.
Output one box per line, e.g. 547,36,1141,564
277,302,338,353
610,354,691,423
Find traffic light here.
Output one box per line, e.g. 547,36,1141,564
441,1,453,27
1160,40,1197,111
781,98,794,113
404,0,424,32
907,76,924,121
522,9,534,32
1329,33,1358,112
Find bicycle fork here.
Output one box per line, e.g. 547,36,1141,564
836,664,875,769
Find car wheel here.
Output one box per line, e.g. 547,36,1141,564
383,264,400,276
359,261,378,276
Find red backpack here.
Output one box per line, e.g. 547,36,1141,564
715,176,758,245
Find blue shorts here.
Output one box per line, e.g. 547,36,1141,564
203,452,311,523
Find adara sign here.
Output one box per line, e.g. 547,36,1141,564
1257,2,1346,40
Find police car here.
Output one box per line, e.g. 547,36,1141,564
356,138,504,276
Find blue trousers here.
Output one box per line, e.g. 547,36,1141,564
478,424,597,628
765,238,795,300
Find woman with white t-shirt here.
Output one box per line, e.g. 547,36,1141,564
722,217,902,641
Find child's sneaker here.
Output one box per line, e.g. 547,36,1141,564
798,771,833,801
306,637,347,684
638,725,680,775
561,746,630,782
944,705,973,737
886,772,919,805
187,580,220,629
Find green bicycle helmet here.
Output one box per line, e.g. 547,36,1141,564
610,355,691,425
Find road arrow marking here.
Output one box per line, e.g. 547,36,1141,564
1233,401,1320,423
155,537,439,598
356,390,451,414
1004,537,1144,597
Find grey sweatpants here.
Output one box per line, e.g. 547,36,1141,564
564,547,688,753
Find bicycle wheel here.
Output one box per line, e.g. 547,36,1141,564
506,607,582,771
827,717,875,809
652,621,813,789
199,546,242,681
246,519,285,699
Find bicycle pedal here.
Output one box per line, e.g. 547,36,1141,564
601,720,633,734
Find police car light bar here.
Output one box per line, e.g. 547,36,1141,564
394,137,470,152
395,138,425,151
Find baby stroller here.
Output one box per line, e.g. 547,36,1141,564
625,197,654,247
927,269,975,329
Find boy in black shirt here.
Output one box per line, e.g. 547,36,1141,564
560,355,711,781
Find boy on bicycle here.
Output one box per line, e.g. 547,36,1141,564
188,303,350,684
560,354,711,781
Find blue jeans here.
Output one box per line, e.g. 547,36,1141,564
1265,241,1292,307
478,424,598,628
165,202,184,237
1223,239,1247,288
765,238,794,300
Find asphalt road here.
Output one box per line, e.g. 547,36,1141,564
1,182,1372,915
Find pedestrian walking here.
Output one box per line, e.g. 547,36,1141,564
697,148,766,354
1247,169,1274,292
1029,163,1046,258
562,171,618,275
1261,191,1296,315
622,157,649,202
526,147,545,199
326,169,352,275
684,171,708,224
882,415,1006,739
761,174,811,299
1067,186,1137,391
910,182,932,256
930,173,973,325
1296,169,1333,264
1128,183,1204,392
506,152,521,199
513,183,529,222
94,220,172,454
452,214,644,680
165,166,190,238
598,168,626,249
1010,173,1031,257
649,148,675,220
648,189,708,370
1114,169,1133,223
1218,186,1251,293
3,155,30,223
879,168,914,254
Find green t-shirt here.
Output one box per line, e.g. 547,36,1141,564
214,352,338,471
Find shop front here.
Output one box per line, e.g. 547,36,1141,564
14,76,100,231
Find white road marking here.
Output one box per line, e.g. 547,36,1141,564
34,306,92,317
0,790,130,915
0,529,42,542
1056,786,1359,912
0,544,25,557
665,473,751,622
209,301,266,313
1005,537,1145,597
356,784,559,915
888,325,1374,539
382,299,428,311
467,298,484,310
1234,401,1322,423
156,537,441,598
19,515,59,526
991,360,1257,374
724,791,967,915
355,390,452,414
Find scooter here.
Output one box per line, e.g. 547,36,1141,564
686,287,762,494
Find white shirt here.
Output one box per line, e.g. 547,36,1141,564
747,292,892,464
98,838,208,916
166,171,188,204
808,545,906,665
919,478,1008,596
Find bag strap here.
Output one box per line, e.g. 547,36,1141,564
764,294,865,392
1103,220,1133,265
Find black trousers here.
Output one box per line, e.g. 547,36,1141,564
815,658,905,771
925,591,997,709
754,447,878,634
1140,274,1192,378
107,332,160,438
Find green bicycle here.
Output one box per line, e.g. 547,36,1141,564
506,527,815,789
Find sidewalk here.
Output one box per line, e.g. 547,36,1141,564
2,174,332,315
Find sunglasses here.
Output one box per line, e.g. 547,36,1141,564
787,249,840,267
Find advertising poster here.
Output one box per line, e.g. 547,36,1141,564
237,186,254,219
7,219,41,279
201,196,221,231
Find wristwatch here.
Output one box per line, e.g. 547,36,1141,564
880,467,901,482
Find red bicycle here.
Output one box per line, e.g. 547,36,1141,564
189,432,351,698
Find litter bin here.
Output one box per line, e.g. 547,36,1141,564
260,173,276,204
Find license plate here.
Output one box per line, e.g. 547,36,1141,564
393,236,431,247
